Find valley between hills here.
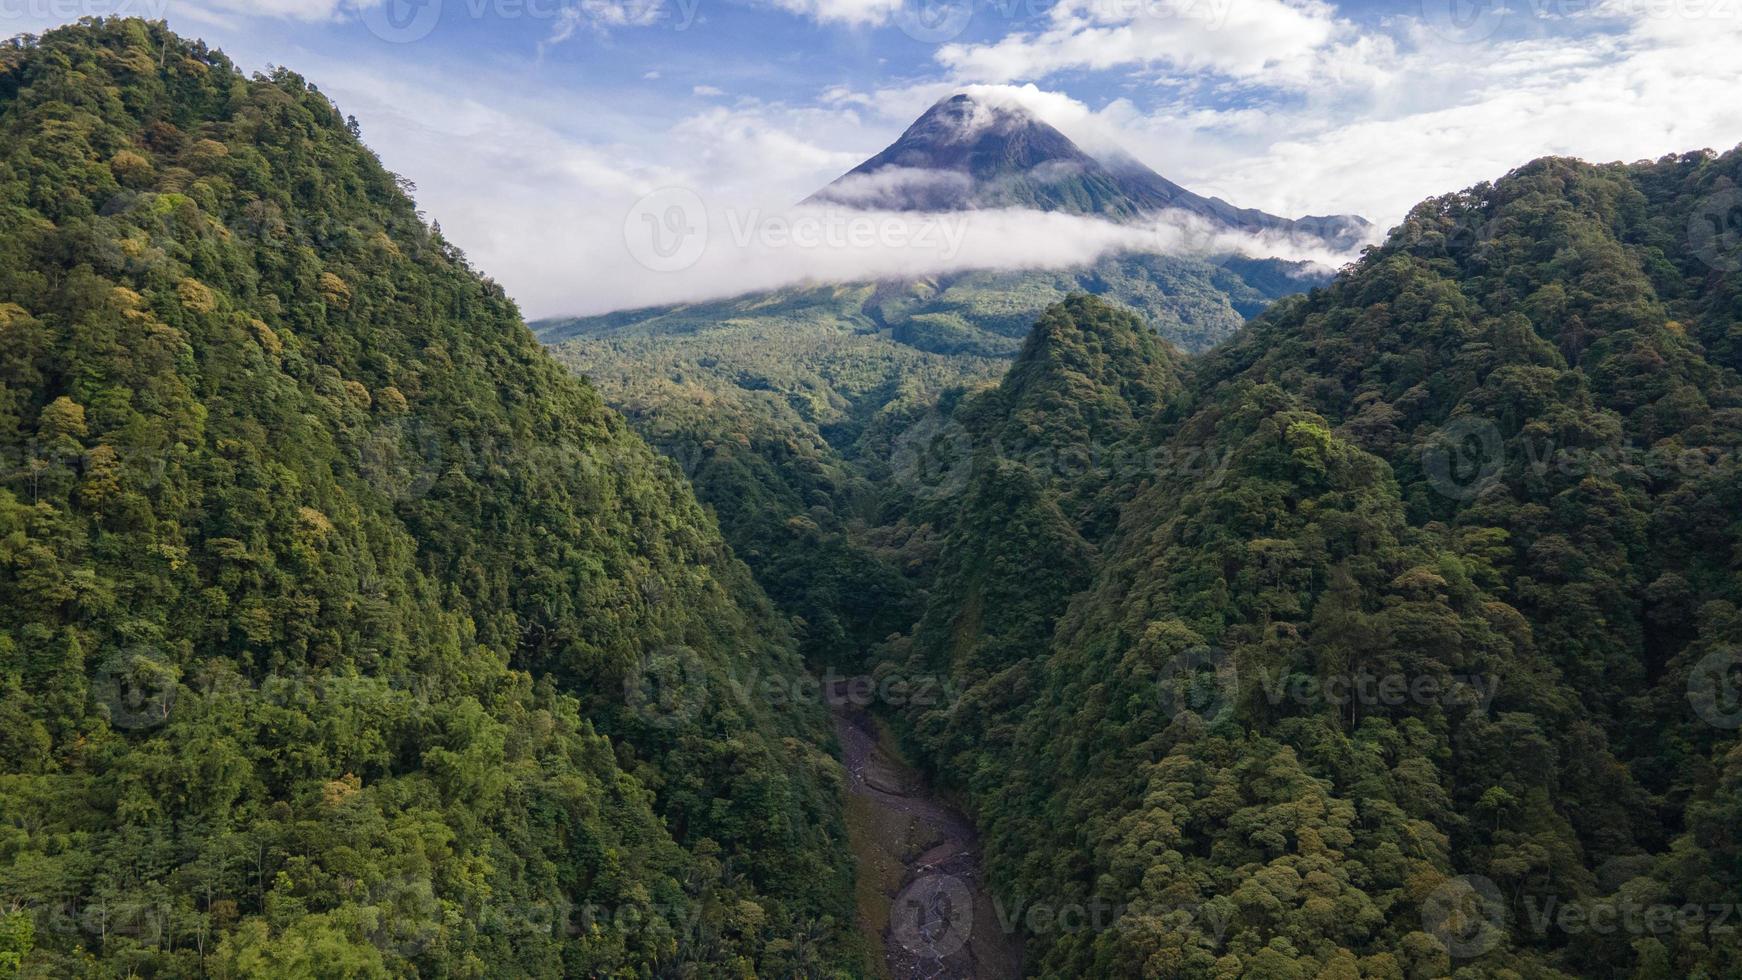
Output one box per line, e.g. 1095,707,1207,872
2,18,1742,980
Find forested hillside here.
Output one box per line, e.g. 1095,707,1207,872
537,253,1325,360
545,288,1002,669
538,256,1324,671
0,19,859,977
7,16,1742,980
878,153,1742,976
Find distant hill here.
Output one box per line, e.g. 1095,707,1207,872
535,252,1329,358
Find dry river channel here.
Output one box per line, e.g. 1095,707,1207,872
828,679,1024,979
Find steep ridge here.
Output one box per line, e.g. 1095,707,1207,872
880,295,1184,787
0,20,858,976
880,151,1742,977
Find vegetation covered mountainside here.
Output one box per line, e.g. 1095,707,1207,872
536,256,1326,668
533,112,1742,979
543,289,997,669
878,153,1742,977
0,19,860,977
537,252,1326,360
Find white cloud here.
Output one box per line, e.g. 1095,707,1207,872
809,166,974,207
693,84,725,96
759,0,904,26
667,106,864,193
936,0,1374,88
820,85,872,107
1137,3,1742,224
295,61,883,317
595,203,1353,313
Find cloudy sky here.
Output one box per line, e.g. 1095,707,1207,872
8,0,1742,317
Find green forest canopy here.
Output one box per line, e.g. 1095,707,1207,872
0,18,861,978
870,153,1742,978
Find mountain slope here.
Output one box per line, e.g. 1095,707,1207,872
544,285,997,668
808,94,1372,248
881,150,1742,977
0,20,857,976
883,296,1183,778
536,252,1328,358
534,257,1314,671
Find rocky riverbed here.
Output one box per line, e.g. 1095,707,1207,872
829,681,1023,979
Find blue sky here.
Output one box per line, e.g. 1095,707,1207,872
7,0,1742,316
